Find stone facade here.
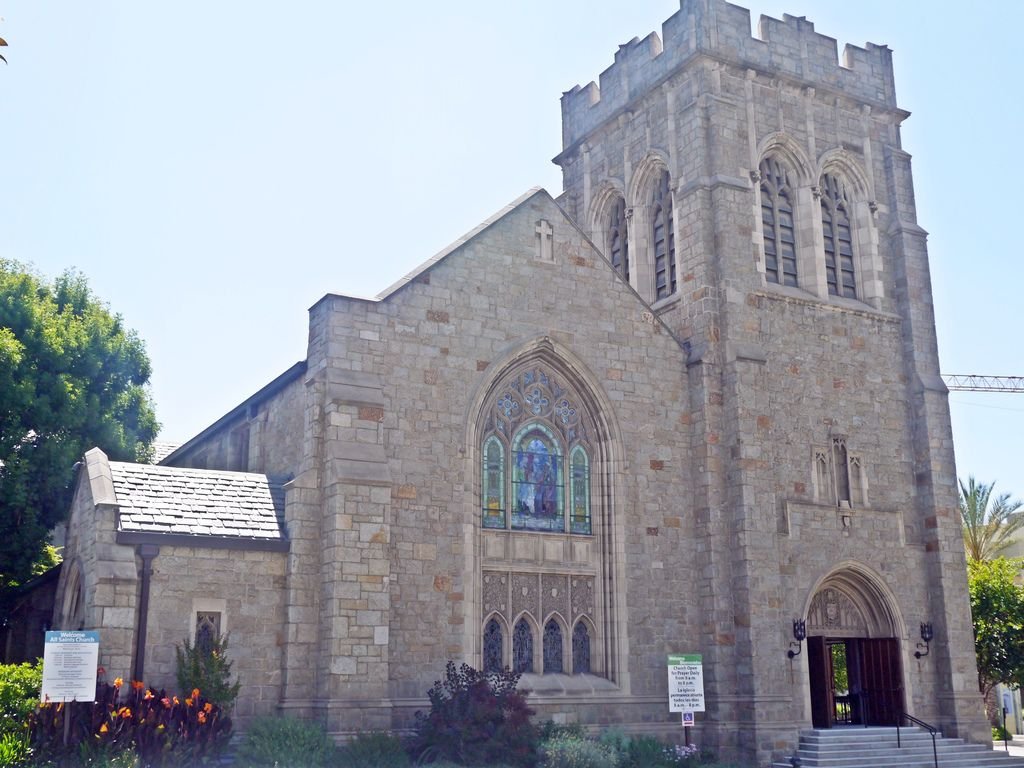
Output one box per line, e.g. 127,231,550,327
53,2,986,764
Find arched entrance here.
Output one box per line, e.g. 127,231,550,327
805,567,905,728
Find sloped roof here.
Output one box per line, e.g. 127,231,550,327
149,441,181,464
109,462,286,542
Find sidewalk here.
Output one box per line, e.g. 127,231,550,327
992,734,1024,757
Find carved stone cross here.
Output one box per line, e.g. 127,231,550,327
535,219,554,262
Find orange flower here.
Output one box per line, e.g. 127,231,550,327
161,697,171,708
185,698,193,707
131,680,144,691
197,711,207,724
99,723,109,734
118,707,132,719
203,702,212,713
172,696,180,706
144,690,154,700
191,688,200,700
113,678,123,688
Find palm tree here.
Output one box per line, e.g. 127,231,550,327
960,476,1024,561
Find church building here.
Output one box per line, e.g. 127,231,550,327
53,1,988,763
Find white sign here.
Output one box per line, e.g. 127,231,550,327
668,653,705,713
41,631,100,703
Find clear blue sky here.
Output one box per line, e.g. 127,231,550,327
3,1,1022,499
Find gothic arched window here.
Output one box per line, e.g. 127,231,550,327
608,195,629,282
760,156,798,286
482,436,506,530
820,174,856,298
572,622,591,674
569,446,590,535
483,618,504,673
513,619,534,674
651,170,677,300
543,620,564,673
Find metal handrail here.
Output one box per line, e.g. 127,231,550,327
897,712,940,768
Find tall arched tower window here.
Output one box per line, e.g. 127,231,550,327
608,195,629,282
651,170,676,300
760,156,798,286
820,173,856,298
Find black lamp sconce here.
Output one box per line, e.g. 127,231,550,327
914,622,934,659
787,619,807,659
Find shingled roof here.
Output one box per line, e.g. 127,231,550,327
109,462,287,544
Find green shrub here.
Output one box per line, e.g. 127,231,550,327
235,715,335,768
994,724,1012,742
0,660,42,735
337,730,409,768
0,729,33,768
541,735,620,768
537,721,588,741
410,661,537,767
174,632,241,712
621,735,673,768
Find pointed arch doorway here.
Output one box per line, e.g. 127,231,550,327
805,569,905,728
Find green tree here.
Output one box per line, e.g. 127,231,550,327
960,476,1024,562
0,260,158,587
968,557,1024,708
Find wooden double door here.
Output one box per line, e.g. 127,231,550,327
807,636,903,728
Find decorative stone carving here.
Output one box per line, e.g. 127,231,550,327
482,571,508,617
489,367,591,446
807,587,867,633
542,573,570,621
512,572,538,620
571,576,595,620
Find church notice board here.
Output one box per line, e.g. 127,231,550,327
667,653,705,713
41,630,100,703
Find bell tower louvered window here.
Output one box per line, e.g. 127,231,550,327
760,156,798,286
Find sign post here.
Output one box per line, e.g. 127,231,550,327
41,631,100,703
668,653,705,747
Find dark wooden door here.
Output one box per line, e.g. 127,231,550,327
858,638,903,725
807,636,834,728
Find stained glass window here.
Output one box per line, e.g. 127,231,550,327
761,156,798,287
543,620,564,673
821,174,856,298
608,196,629,282
513,619,534,673
569,446,591,535
833,438,850,505
195,611,221,655
511,425,564,532
652,170,676,300
484,618,504,673
482,437,506,529
572,622,591,674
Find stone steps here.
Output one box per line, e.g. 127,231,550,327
770,726,1024,768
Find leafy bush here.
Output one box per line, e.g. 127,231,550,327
235,715,336,768
29,679,231,767
540,735,620,768
411,661,537,767
175,632,241,712
537,721,588,741
994,724,1012,741
337,730,409,768
0,660,42,734
0,729,33,768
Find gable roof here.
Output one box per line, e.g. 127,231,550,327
108,461,287,549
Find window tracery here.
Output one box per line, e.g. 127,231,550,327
513,619,534,674
820,174,856,298
572,622,591,674
652,170,677,300
608,195,629,282
760,156,798,287
484,618,504,673
543,620,564,673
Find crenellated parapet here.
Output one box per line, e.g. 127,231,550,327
560,0,896,151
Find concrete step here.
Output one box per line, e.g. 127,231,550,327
769,726,1024,768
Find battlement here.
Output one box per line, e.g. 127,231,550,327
560,0,896,151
